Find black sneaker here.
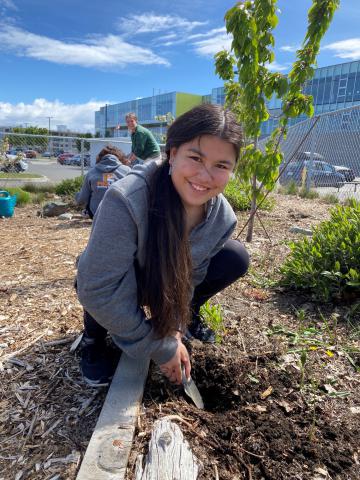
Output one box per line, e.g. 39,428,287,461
80,337,120,387
187,319,216,343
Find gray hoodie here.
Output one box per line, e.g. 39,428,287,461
76,161,237,365
75,154,130,215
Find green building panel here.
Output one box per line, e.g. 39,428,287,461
175,93,203,117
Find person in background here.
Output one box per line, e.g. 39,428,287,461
75,145,130,218
126,112,162,165
76,104,249,387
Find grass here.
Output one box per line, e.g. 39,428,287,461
298,187,320,199
22,182,56,193
0,173,43,179
1,187,31,206
321,193,339,204
278,181,298,195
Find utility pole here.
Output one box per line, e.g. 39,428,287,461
46,116,54,135
46,116,54,155
104,104,108,137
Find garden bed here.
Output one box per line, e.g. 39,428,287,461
0,195,359,479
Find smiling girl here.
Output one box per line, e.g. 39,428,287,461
76,104,249,387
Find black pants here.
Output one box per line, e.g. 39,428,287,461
83,239,249,339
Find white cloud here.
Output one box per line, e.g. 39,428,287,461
188,27,227,41
0,25,169,68
192,29,232,56
280,45,298,53
117,13,206,35
0,0,17,10
323,38,360,60
267,61,289,72
0,98,107,132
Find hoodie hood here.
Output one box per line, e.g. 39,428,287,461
95,154,122,172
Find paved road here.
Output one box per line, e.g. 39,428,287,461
27,158,89,183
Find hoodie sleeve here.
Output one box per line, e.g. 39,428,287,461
76,185,178,365
193,222,237,288
75,174,92,207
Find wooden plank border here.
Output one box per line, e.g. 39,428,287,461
76,353,149,480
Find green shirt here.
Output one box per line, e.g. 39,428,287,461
131,124,160,160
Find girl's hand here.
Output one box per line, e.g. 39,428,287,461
159,337,191,384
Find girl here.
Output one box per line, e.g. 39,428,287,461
75,145,130,219
76,104,249,386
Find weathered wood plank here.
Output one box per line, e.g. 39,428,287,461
76,353,149,480
135,417,201,480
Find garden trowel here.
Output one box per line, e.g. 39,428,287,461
181,366,204,409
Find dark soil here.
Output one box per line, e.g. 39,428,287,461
136,341,359,479
1,195,359,480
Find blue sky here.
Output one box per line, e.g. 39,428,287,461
0,0,359,132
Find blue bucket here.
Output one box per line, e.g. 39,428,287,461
0,191,17,218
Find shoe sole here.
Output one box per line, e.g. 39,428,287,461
83,376,110,388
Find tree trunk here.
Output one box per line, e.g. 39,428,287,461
246,173,257,242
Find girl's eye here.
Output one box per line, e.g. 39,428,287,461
189,156,201,162
217,164,229,170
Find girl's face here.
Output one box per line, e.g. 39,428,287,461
169,135,236,213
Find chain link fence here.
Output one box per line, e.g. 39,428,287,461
0,133,141,185
265,104,360,201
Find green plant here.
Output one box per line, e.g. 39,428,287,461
299,348,307,390
30,192,46,205
0,173,42,179
200,301,225,343
280,201,360,301
224,178,251,211
3,187,31,206
279,180,298,196
299,187,319,199
55,176,84,196
321,193,339,205
344,197,359,207
224,177,275,211
22,182,56,194
215,0,340,241
267,320,336,390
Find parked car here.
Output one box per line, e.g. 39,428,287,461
43,151,52,158
6,150,26,161
68,154,91,166
24,150,37,159
57,153,74,165
280,160,345,188
333,165,356,182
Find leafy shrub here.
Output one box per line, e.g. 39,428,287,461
55,176,84,196
280,200,360,301
224,178,250,210
224,177,275,211
2,187,31,206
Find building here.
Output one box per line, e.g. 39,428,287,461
261,59,360,137
95,92,203,139
94,59,360,140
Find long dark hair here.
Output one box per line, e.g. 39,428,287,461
140,104,242,338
